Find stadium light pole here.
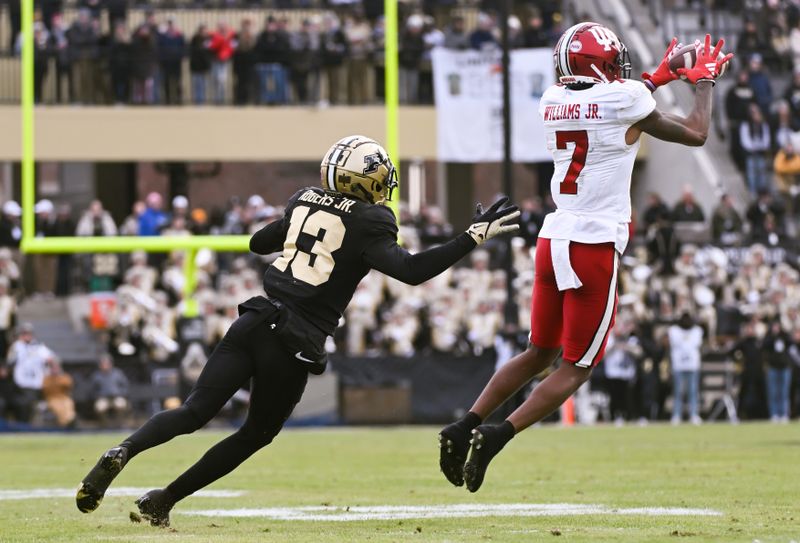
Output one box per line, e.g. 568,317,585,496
499,0,518,324
384,0,400,224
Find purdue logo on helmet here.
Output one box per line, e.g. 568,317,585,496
320,135,398,204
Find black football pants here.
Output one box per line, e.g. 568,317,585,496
120,309,309,501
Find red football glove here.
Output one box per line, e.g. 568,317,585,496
642,37,680,92
676,34,734,86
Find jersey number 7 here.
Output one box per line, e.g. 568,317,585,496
273,206,345,286
556,130,588,195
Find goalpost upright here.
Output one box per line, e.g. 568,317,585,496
19,0,401,315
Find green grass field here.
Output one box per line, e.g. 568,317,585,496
0,424,798,542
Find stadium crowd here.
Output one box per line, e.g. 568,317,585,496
724,0,800,202
8,1,561,105
0,182,799,428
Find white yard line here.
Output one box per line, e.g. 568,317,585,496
181,503,722,521
0,487,245,500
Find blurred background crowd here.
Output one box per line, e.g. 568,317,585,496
1,0,800,430
3,0,561,105
0,183,799,429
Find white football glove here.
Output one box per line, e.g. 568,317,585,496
466,196,521,245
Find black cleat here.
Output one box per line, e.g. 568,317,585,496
136,488,175,527
438,423,471,487
76,446,129,513
463,425,508,493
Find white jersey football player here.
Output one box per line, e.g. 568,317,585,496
439,25,732,492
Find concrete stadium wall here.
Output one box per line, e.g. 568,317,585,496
0,105,437,161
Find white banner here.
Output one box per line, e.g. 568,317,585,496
432,48,554,163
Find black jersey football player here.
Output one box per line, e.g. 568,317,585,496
75,135,520,526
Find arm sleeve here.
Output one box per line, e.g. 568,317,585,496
363,232,477,286
248,189,306,255
249,219,287,255
618,80,657,124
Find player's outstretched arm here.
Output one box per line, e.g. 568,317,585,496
633,35,732,147
633,81,713,146
249,218,288,255
364,197,520,286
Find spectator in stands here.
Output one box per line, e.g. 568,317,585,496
370,15,386,102
232,19,257,105
443,15,469,50
603,324,640,425
784,70,800,121
320,14,348,105
416,205,451,246
76,200,118,237
763,320,793,423
0,201,22,249
737,18,770,67
725,71,755,171
646,211,680,276
0,360,10,421
507,15,524,49
747,188,786,244
748,54,773,115
120,200,145,236
50,14,70,104
158,18,186,105
26,21,52,104
189,24,212,105
741,103,772,195
139,192,168,236
209,22,236,105
42,357,75,428
672,186,705,223
32,199,57,295
255,16,290,105
732,320,767,420
0,277,16,359
90,353,129,421
466,300,502,356
773,141,800,213
772,100,800,150
711,193,744,245
523,13,550,48
130,17,158,105
167,195,196,234
470,12,497,50
289,18,321,105
107,0,128,28
642,192,670,233
108,22,131,104
0,248,20,290
767,7,792,71
344,11,373,105
518,197,545,245
419,15,444,103
668,312,703,425
6,322,54,424
399,14,425,105
67,8,99,104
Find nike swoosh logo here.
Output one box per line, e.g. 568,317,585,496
295,352,316,364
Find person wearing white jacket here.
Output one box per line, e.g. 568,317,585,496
668,312,704,425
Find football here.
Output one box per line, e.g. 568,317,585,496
668,42,728,81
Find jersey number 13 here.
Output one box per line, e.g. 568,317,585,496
273,206,345,286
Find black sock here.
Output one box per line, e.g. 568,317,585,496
497,420,516,447
455,411,482,432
